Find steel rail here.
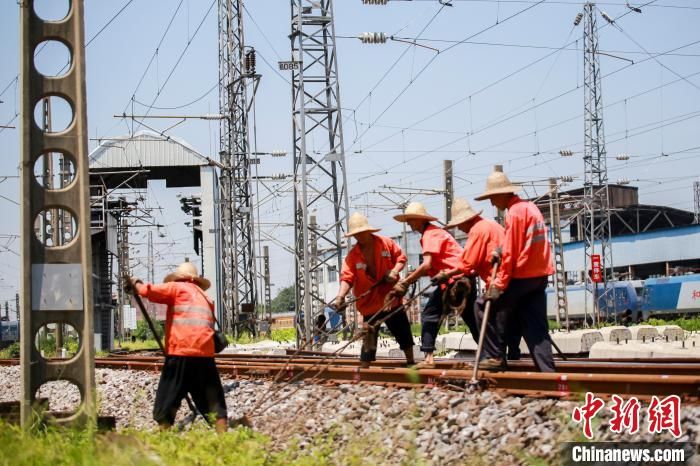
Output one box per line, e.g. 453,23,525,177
1,358,697,401
94,355,700,376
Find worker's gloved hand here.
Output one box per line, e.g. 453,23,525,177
332,295,346,310
484,286,503,302
123,276,139,295
431,271,450,286
490,247,503,265
383,270,400,284
391,280,409,298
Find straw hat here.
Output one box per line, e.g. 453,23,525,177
444,198,483,229
345,212,381,237
393,202,438,222
164,261,211,290
474,170,520,201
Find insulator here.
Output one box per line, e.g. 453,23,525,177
574,12,583,26
271,150,287,157
616,153,630,160
560,175,574,183
359,32,387,44
617,178,630,185
601,11,614,24
559,150,573,157
362,0,388,4
245,49,256,75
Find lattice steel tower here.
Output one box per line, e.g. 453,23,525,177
580,2,614,323
218,0,257,336
290,0,351,347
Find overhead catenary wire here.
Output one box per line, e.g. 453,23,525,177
347,0,548,153
120,0,186,117
351,0,660,161
356,38,699,183
129,0,217,135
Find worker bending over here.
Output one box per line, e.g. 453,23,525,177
475,169,555,372
128,262,229,432
391,202,463,366
335,212,415,368
432,198,506,369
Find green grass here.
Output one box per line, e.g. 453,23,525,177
0,342,19,358
646,316,700,332
409,322,469,336
0,421,413,466
115,339,162,352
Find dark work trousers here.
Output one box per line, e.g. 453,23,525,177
360,307,414,362
477,276,555,372
474,294,505,361
505,314,522,360
421,279,478,353
459,276,480,343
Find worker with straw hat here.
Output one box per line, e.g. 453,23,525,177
334,212,415,368
390,202,463,366
127,261,229,432
474,169,555,372
432,198,506,369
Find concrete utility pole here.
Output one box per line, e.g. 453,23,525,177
290,0,351,348
262,245,272,323
578,2,615,325
444,160,454,224
20,0,95,426
218,0,258,338
147,230,154,284
117,219,130,342
494,165,505,226
548,178,570,331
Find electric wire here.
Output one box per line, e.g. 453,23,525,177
348,0,548,153
353,0,660,158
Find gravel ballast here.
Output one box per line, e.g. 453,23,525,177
0,366,697,464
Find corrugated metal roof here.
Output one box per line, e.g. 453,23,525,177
89,130,210,169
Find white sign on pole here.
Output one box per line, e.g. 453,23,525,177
123,306,137,330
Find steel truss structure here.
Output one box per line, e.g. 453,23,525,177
218,0,257,336
20,0,96,426
290,0,351,347
582,2,615,324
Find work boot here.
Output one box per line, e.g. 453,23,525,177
477,358,506,371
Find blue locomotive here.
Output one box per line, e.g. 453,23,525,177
640,273,700,319
546,273,700,323
0,320,19,348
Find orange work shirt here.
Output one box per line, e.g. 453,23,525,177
457,217,505,288
493,196,554,290
340,234,407,316
421,224,462,278
138,281,215,357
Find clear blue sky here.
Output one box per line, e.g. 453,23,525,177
0,0,699,305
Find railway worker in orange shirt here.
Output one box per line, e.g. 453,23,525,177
431,198,506,369
128,262,228,432
390,202,464,367
334,212,415,368
474,169,556,372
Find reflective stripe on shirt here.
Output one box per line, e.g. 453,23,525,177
172,317,214,329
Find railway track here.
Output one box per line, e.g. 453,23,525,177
2,354,699,402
